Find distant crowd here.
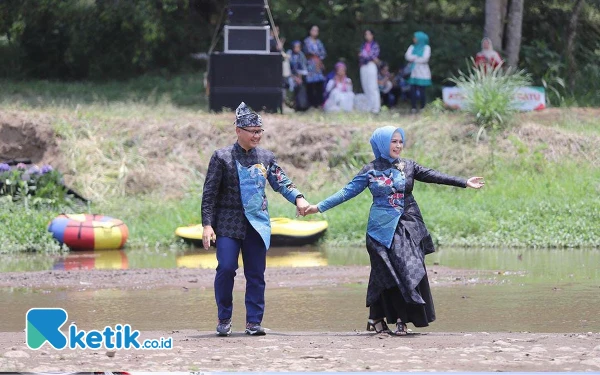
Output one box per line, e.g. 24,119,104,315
270,25,504,114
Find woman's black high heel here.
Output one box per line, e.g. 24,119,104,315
366,318,391,333
392,321,408,336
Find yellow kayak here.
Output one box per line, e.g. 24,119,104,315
175,217,328,247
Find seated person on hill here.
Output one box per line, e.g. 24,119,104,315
323,62,355,112
378,62,396,107
474,37,503,71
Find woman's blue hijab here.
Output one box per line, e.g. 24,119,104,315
370,126,405,163
412,31,429,57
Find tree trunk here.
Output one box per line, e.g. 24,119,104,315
505,0,524,67
485,0,505,51
566,0,586,92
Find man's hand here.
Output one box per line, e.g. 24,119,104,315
202,225,216,250
295,196,310,217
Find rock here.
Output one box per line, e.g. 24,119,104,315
106,350,116,358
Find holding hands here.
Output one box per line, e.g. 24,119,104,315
295,197,319,217
304,205,320,215
296,196,311,217
467,177,485,189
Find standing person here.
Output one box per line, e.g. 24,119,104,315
405,31,432,113
323,62,355,112
474,37,504,70
287,40,309,111
303,25,327,108
201,102,310,337
303,126,484,335
359,29,381,113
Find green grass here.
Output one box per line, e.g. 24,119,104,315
0,73,207,110
1,75,599,252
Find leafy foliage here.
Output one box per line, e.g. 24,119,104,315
448,60,532,131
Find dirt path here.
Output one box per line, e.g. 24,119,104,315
1,330,599,372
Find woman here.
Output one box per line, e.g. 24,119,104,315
378,62,395,108
287,40,309,111
475,37,504,70
304,126,484,335
323,62,355,112
303,25,327,108
405,31,432,113
359,29,381,113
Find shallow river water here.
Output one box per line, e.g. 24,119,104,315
1,247,599,333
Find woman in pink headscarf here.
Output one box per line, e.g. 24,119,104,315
323,62,355,112
474,37,503,70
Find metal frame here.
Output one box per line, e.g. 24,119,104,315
224,25,270,54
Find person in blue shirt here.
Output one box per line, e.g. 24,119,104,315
202,102,310,337
304,126,484,335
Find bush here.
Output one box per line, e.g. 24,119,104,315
448,60,532,131
0,162,81,209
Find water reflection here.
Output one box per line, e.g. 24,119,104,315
177,247,327,269
0,247,599,284
53,250,128,271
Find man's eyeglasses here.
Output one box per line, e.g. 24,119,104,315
239,128,265,136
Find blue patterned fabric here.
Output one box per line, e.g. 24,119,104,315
235,102,262,128
318,161,406,248
303,37,327,83
236,161,272,248
359,41,381,66
317,158,467,249
201,143,302,245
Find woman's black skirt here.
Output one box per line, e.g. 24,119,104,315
365,222,436,327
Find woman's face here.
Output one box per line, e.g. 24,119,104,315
336,65,346,76
482,39,491,50
364,30,373,42
389,132,403,159
293,43,301,53
413,36,417,44
310,26,319,38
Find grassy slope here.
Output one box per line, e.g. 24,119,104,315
1,77,599,251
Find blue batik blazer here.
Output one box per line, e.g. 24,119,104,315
201,143,302,248
317,158,467,249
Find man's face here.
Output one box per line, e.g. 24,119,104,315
236,126,264,150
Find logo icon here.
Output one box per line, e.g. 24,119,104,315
26,308,172,350
26,308,68,350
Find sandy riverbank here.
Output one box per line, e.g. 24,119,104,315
2,266,599,372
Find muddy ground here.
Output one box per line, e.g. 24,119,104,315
1,266,600,372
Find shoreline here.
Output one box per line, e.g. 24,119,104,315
0,265,501,291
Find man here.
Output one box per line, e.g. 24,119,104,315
201,102,310,337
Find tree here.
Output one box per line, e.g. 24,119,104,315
484,0,504,50
566,0,586,92
505,0,524,67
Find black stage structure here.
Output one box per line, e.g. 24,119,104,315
208,0,283,113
